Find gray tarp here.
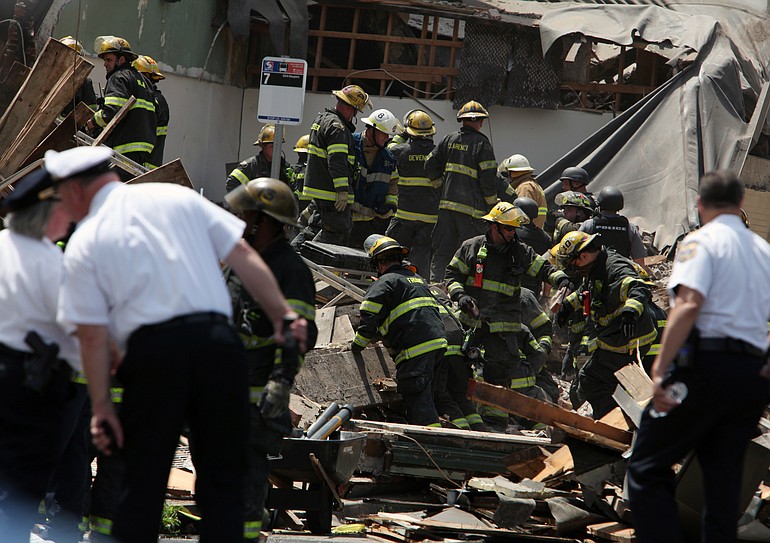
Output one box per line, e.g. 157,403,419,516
535,3,770,249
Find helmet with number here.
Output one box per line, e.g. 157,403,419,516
596,186,624,212
253,124,284,146
553,231,599,270
403,110,435,137
332,85,372,113
225,177,299,227
59,36,84,56
94,36,137,61
504,154,534,173
482,201,529,227
362,109,403,136
559,166,589,187
554,190,594,213
513,197,538,221
364,234,408,265
132,55,165,81
456,100,489,121
293,134,310,154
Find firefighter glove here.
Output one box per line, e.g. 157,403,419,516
260,379,292,421
556,277,575,292
457,294,478,316
375,205,396,220
555,304,573,328
351,202,375,218
430,177,443,189
334,191,349,212
620,311,638,339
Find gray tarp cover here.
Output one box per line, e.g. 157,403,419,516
535,2,770,248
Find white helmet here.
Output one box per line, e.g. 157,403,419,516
502,154,534,173
362,109,403,136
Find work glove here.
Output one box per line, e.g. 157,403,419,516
334,191,349,212
375,205,396,220
457,294,478,316
430,177,443,189
351,202,375,218
620,311,638,339
555,304,573,328
561,351,575,381
556,277,575,292
259,379,292,421
350,341,364,354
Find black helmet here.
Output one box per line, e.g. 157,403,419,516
559,167,589,187
596,186,624,212
513,197,538,221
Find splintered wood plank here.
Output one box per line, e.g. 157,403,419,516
587,521,637,542
314,306,336,346
467,381,633,447
614,363,653,404
599,407,631,432
91,95,135,147
552,423,630,452
126,158,194,189
22,103,93,166
0,39,93,176
331,314,355,344
0,62,31,114
532,444,574,482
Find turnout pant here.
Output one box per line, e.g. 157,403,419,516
627,353,770,543
312,200,352,246
111,314,249,543
386,218,433,279
429,209,487,282
433,354,485,430
477,328,518,430
396,349,443,426
577,347,646,419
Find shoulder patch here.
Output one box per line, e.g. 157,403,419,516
676,241,698,263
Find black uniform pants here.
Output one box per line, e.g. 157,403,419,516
386,218,433,278
0,349,67,542
312,200,352,246
396,349,442,426
627,353,770,543
578,346,647,419
478,328,518,428
111,315,249,543
430,209,487,282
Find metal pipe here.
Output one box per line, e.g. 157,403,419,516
305,402,340,438
308,403,354,440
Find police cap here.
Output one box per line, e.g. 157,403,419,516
0,169,57,215
45,147,113,182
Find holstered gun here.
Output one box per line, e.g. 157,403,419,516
24,331,73,401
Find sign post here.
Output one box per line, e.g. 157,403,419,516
257,57,308,180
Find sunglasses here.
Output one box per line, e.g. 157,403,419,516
499,224,517,232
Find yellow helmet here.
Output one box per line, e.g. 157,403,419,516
59,36,84,56
404,110,436,137
132,55,165,81
225,177,299,227
94,36,137,61
482,201,529,227
456,100,489,121
293,134,310,153
253,124,284,146
332,85,372,113
364,234,408,260
553,231,599,270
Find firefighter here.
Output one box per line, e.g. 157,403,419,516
292,134,311,212
349,109,401,249
499,155,548,228
445,202,570,431
131,55,169,169
352,236,446,426
552,190,594,245
514,197,553,297
300,85,372,246
545,167,595,234
226,124,294,194
386,109,421,150
385,110,440,277
580,185,650,272
553,231,657,418
520,287,560,402
58,36,97,114
425,100,498,282
86,36,156,171
224,178,317,542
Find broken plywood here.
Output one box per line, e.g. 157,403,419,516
533,444,574,482
615,363,653,404
126,158,194,189
587,521,636,542
22,102,93,166
331,314,355,344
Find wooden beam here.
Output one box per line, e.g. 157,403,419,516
90,95,136,148
467,381,633,447
309,67,444,84
380,12,394,96
307,29,463,48
311,4,328,91
22,103,93,166
347,8,361,71
0,61,30,114
126,158,194,189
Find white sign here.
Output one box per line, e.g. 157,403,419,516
257,57,307,125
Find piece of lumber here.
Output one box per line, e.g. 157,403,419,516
331,314,355,344
612,384,645,429
551,422,630,452
91,95,136,147
22,103,93,166
0,39,93,176
0,62,31,115
314,306,336,346
125,158,194,189
532,444,574,482
599,407,631,432
587,521,637,542
614,363,653,404
467,381,633,447
304,257,366,302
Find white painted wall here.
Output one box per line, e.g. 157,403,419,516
87,63,613,201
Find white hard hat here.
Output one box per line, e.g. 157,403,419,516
362,109,403,136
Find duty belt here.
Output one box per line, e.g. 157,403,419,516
696,337,765,358
133,312,230,338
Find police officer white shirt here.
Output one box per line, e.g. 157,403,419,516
0,230,81,369
58,181,246,346
668,214,770,351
